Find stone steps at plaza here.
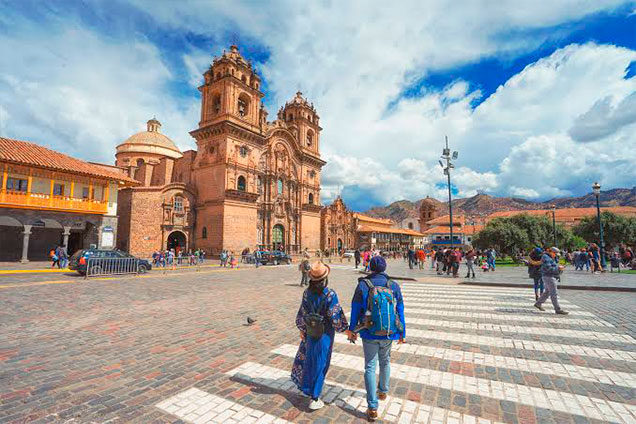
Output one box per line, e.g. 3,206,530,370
156,284,636,424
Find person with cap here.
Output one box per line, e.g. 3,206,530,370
527,247,544,301
534,247,568,315
291,261,352,411
348,255,406,421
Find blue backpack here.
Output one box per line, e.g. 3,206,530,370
362,279,402,337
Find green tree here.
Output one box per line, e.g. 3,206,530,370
472,218,529,257
573,212,636,248
508,214,551,247
473,213,579,256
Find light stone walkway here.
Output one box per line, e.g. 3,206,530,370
156,283,636,424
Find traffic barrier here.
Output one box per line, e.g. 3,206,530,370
85,257,140,278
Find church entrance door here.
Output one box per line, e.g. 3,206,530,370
337,238,343,253
272,224,284,251
167,231,187,252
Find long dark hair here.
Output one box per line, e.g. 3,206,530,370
309,278,328,294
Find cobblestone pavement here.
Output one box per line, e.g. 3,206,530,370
1,260,635,423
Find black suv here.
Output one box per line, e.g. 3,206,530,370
256,250,292,265
69,249,152,275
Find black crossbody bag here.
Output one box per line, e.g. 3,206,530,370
304,293,327,340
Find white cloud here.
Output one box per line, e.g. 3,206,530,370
0,24,199,163
1,0,635,210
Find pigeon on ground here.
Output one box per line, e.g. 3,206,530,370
247,317,257,325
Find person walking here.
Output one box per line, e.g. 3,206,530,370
292,262,350,411
487,248,497,272
464,248,476,278
416,249,426,269
348,256,406,421
534,247,568,315
354,249,361,269
407,248,416,270
299,255,311,286
50,247,60,268
527,247,544,301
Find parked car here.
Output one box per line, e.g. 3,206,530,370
256,250,292,265
69,248,152,275
343,250,356,258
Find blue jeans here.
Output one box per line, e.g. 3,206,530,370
532,276,543,293
487,258,496,270
362,339,392,409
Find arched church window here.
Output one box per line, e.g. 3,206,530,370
237,176,246,191
202,227,207,239
240,146,248,157
306,130,314,147
308,193,314,205
136,158,145,167
408,222,414,229
173,196,184,212
257,176,262,193
212,94,221,114
277,178,283,195
238,94,250,118
241,75,247,83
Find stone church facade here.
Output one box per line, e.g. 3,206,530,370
116,46,325,256
320,196,357,253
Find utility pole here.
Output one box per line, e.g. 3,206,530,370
439,137,458,248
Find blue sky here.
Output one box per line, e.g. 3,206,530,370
0,0,635,212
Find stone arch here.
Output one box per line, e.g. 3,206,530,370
167,230,187,251
308,193,314,205
306,128,314,147
238,92,250,118
237,175,246,191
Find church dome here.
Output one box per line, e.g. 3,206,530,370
116,118,182,159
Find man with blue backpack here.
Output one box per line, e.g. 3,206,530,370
347,256,406,422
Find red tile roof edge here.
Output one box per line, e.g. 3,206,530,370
0,137,138,184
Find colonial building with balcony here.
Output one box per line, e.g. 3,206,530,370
0,137,137,262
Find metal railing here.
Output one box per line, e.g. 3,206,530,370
85,257,140,278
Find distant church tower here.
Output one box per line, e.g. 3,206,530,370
418,197,439,232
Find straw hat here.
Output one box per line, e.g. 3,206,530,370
308,261,330,281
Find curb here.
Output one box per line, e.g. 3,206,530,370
459,281,636,293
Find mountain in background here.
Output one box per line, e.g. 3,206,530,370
363,186,636,222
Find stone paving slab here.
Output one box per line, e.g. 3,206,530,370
0,259,635,423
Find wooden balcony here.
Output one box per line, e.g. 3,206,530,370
0,189,108,214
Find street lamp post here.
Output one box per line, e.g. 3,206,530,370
439,136,458,248
592,182,606,269
551,204,557,248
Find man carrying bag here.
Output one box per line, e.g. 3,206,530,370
347,256,406,421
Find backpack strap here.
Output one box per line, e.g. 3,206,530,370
361,279,375,313
308,289,328,315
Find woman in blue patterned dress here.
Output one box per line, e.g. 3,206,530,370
291,261,352,411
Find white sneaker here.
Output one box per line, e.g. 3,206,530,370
308,398,324,410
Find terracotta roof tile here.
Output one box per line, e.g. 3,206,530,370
488,207,636,221
354,213,395,226
0,137,137,184
425,214,466,225
357,223,424,236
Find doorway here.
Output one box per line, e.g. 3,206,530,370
167,231,187,251
272,224,284,251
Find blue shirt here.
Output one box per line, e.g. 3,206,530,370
348,272,406,340
540,253,560,277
